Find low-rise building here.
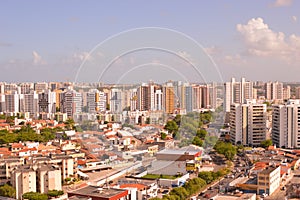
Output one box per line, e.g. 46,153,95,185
257,165,281,195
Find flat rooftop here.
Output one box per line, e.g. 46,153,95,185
68,186,128,198
259,166,278,174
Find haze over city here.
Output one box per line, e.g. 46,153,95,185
1,0,300,83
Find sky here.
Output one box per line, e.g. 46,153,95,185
0,0,300,83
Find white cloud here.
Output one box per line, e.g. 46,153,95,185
272,0,293,7
72,52,91,62
32,51,46,65
222,54,247,65
236,17,300,63
292,16,297,22
204,46,222,55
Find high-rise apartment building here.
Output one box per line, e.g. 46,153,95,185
137,83,156,111
230,100,267,146
110,88,123,113
4,92,19,113
224,78,253,112
283,85,291,100
19,91,39,115
265,81,283,101
272,100,300,148
86,89,106,113
60,90,83,117
38,90,56,114
163,84,176,114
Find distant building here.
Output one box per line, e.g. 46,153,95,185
87,89,106,113
162,84,175,114
265,81,283,102
4,92,19,113
110,88,123,114
224,77,253,112
60,90,83,117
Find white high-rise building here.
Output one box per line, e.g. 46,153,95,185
265,81,283,101
272,100,300,148
154,89,163,111
230,100,267,146
224,77,253,112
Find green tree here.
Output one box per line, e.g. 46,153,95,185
0,184,16,198
161,132,167,140
173,114,181,126
214,141,237,160
169,187,189,200
22,192,48,200
196,129,207,139
198,171,214,184
65,118,75,130
192,136,203,147
164,120,178,135
47,190,64,197
261,139,273,148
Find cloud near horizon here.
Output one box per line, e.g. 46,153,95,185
32,51,46,65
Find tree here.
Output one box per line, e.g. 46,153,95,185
173,114,181,126
169,187,189,200
261,139,273,148
192,136,203,147
161,132,167,140
22,192,48,200
47,190,64,197
196,129,207,139
146,117,150,124
198,171,214,184
164,120,178,135
0,184,16,198
65,118,75,130
214,141,237,160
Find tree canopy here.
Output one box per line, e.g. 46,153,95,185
214,141,237,160
0,184,16,198
22,192,48,200
261,139,273,148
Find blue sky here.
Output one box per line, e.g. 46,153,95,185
0,0,300,83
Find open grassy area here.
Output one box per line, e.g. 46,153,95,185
142,174,180,180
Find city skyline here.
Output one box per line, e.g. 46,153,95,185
1,1,300,83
